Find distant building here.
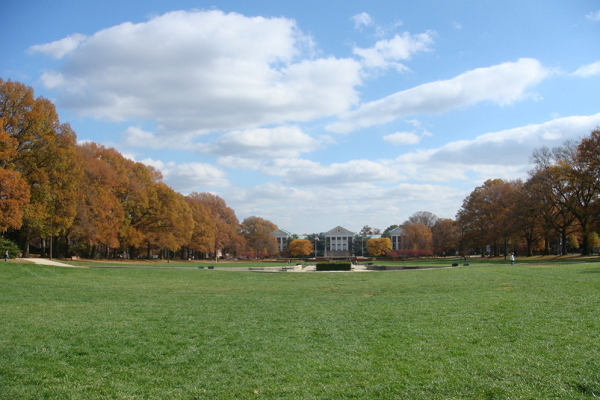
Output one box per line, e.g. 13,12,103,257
273,225,409,257
389,226,407,250
273,228,292,252
324,226,355,258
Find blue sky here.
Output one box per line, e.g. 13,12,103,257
2,0,600,234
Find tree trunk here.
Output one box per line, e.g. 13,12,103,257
21,228,31,258
41,238,47,258
560,231,568,255
581,228,590,256
64,236,71,258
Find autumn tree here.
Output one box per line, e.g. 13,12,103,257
0,78,81,256
509,178,546,256
404,211,438,229
185,196,216,258
0,168,30,232
589,232,600,254
456,179,518,257
69,143,124,257
187,192,244,258
574,129,600,253
0,122,30,231
403,222,433,252
359,225,381,235
431,218,458,256
240,216,278,257
366,237,392,256
353,225,379,256
144,183,194,259
531,138,598,255
526,169,576,255
288,239,313,257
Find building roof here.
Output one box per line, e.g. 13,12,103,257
324,226,355,236
272,228,292,237
389,226,406,236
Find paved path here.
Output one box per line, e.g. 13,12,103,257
17,259,371,271
21,258,81,268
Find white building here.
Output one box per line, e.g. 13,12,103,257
273,228,292,252
389,226,407,251
324,226,355,258
272,225,409,257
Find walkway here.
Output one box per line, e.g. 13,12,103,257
21,258,81,268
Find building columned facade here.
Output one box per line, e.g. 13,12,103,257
272,225,408,258
324,226,354,258
273,228,292,252
389,226,406,251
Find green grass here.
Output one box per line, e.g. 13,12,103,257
55,253,600,269
2,262,600,399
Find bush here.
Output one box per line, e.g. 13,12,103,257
316,262,352,271
0,238,20,258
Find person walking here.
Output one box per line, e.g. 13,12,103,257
4,250,9,262
510,253,515,265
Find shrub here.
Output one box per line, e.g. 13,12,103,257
316,262,352,271
0,238,20,258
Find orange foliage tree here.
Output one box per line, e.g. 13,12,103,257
288,239,313,257
1,78,81,256
240,216,278,257
366,237,392,256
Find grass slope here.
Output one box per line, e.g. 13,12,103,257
1,262,600,399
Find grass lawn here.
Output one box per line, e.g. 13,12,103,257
1,262,600,399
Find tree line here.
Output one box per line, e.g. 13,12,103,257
2,78,599,260
456,129,600,257
0,78,285,259
360,129,600,259
284,213,458,258
285,127,600,260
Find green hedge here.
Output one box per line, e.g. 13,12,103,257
0,238,20,259
316,262,352,271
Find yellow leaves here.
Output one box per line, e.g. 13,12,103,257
366,237,391,256
289,239,313,257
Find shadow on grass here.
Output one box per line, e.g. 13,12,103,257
579,268,600,274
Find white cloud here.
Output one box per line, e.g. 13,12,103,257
327,58,548,133
216,156,262,170
29,33,87,58
572,61,600,77
39,71,68,89
142,158,230,193
586,10,600,21
206,126,320,159
353,31,435,72
122,126,197,149
33,10,362,136
224,180,465,234
393,113,600,182
262,158,403,186
383,131,422,145
352,12,374,29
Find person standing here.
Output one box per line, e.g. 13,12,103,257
4,251,8,261
510,253,515,265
